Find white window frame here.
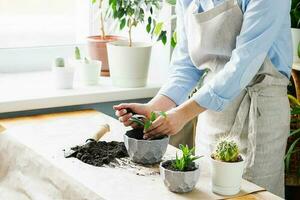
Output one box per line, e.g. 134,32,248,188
0,0,91,73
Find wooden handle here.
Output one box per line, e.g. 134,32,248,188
92,124,110,141
0,124,5,134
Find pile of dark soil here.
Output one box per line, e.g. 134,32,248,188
162,160,198,172
68,140,129,167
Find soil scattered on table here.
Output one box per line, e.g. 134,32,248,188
126,129,166,140
67,140,129,167
162,160,198,172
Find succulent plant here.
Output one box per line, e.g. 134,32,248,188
172,144,201,171
212,139,241,162
55,57,65,67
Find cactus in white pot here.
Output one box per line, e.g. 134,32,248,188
211,138,244,196
72,47,102,86
52,57,75,89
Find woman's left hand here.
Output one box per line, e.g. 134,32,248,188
143,109,187,140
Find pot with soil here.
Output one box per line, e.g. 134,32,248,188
124,128,169,164
211,138,244,196
160,144,201,193
124,111,169,164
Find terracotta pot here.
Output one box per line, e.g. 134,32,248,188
87,35,124,77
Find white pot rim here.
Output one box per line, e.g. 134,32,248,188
210,156,245,165
292,28,300,31
108,40,153,48
160,160,200,174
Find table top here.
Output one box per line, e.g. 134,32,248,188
0,110,282,200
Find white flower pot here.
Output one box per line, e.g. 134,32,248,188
291,28,300,63
210,157,245,196
52,66,75,89
71,60,101,86
107,41,152,88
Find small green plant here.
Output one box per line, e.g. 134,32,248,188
291,0,300,28
130,111,167,131
172,144,201,171
212,139,241,162
109,0,167,47
75,47,81,60
285,95,300,174
55,58,65,67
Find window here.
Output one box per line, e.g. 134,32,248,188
0,0,89,48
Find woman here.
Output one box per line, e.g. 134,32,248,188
114,0,292,197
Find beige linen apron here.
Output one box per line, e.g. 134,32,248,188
186,0,290,197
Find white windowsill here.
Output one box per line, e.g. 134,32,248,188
0,71,162,113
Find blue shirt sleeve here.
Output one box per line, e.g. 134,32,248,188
158,0,204,105
192,0,290,111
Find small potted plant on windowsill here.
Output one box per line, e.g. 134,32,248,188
123,111,169,164
211,138,244,196
107,0,167,88
160,144,201,193
71,47,102,86
87,0,124,77
52,57,75,89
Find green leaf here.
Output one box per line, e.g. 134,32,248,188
150,112,157,122
165,0,177,6
144,120,152,131
129,117,145,127
159,111,167,118
285,137,300,171
120,18,126,30
146,23,151,33
154,22,164,36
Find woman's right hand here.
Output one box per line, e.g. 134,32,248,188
113,103,152,127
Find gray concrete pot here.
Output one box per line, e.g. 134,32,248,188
160,160,201,193
123,129,169,165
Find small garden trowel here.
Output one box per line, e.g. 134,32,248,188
64,124,110,158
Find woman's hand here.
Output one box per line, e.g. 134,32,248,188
113,103,152,127
143,109,188,140
144,100,206,140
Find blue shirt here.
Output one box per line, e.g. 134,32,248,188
158,0,293,111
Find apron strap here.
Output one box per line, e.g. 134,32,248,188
229,85,287,170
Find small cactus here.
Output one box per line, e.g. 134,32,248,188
75,47,81,60
84,57,89,64
212,138,240,162
55,57,65,67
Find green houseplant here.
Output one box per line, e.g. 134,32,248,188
210,138,244,195
291,0,300,63
52,57,75,89
87,0,124,77
160,144,201,193
106,0,165,88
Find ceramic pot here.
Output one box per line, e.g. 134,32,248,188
123,129,169,164
71,60,101,86
160,160,201,193
107,41,152,88
52,65,74,89
210,156,245,196
87,35,123,77
291,28,300,63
